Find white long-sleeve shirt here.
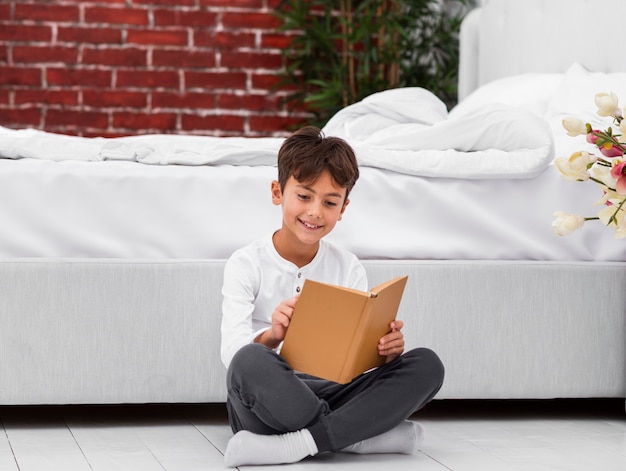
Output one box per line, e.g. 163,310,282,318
220,234,368,368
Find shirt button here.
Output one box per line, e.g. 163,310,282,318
297,272,302,278
296,286,301,293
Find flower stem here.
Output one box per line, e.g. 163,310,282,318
608,198,626,226
588,176,616,191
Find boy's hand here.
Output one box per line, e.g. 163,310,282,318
378,320,405,362
270,296,299,344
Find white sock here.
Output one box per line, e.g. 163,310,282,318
340,421,424,455
224,428,318,467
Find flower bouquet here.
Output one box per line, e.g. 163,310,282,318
553,92,626,237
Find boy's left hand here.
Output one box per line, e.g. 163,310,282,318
378,320,405,362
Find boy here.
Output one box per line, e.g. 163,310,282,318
220,126,444,467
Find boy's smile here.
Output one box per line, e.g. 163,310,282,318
271,170,349,267
300,219,322,230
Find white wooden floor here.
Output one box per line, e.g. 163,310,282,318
1,399,625,470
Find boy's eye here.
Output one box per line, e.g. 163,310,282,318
325,201,338,207
297,194,310,200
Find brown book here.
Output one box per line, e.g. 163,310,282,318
279,275,408,384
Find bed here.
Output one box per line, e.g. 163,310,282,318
1,0,625,406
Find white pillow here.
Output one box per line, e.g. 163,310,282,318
545,62,626,128
450,73,564,119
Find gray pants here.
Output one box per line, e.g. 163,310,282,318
226,344,445,452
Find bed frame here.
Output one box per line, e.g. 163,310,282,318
1,0,625,406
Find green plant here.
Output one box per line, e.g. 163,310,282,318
276,0,476,128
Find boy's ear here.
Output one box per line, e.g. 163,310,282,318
338,198,350,221
271,180,282,205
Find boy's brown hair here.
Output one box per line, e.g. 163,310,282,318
277,126,359,201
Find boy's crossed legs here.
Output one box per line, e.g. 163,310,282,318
224,343,444,467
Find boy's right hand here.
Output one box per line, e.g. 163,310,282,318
270,296,299,343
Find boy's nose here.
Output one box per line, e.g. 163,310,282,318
307,203,322,218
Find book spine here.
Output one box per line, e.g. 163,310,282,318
337,298,374,383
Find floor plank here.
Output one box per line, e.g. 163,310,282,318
2,407,91,471
65,405,225,471
416,399,626,471
0,419,19,471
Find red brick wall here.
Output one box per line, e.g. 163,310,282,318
0,0,304,137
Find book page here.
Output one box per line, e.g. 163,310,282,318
280,280,369,382
341,276,408,380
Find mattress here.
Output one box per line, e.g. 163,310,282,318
1,156,624,261
4,64,626,262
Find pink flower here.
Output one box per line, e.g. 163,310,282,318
611,161,626,194
586,131,599,145
588,130,625,157
600,141,625,157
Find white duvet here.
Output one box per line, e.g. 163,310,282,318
324,87,554,179
0,88,554,179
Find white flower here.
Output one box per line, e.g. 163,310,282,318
552,211,585,236
620,119,626,143
562,116,587,137
589,161,618,189
616,219,626,239
595,92,621,118
597,205,626,234
594,188,622,207
554,151,596,181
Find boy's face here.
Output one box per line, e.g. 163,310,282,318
271,170,349,251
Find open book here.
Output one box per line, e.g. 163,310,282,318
280,275,408,384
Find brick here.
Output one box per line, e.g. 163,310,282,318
0,90,9,104
83,90,147,108
116,69,179,89
217,92,281,111
0,107,42,128
249,114,305,132
85,6,149,26
83,130,129,138
60,0,126,3
0,66,42,86
185,71,247,90
127,29,188,47
15,3,80,22
261,33,293,50
15,89,79,106
13,46,78,64
0,45,7,63
82,47,147,67
113,111,178,130
283,98,311,114
0,25,52,42
152,91,216,109
47,68,112,88
134,0,196,6
221,12,282,30
64,0,126,3
182,113,244,132
58,27,123,45
221,51,282,70
200,0,265,7
0,4,11,20
46,109,109,129
195,30,255,49
153,9,218,27
251,72,286,90
152,49,216,68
